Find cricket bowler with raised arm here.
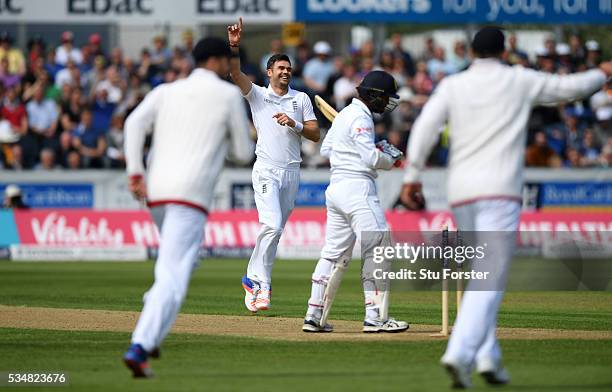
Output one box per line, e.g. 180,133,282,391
401,26,612,388
302,70,409,333
227,18,320,313
122,37,254,378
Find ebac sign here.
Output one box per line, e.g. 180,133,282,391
296,0,612,24
0,0,292,24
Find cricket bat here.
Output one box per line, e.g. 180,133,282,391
314,95,338,122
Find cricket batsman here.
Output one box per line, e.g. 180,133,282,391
227,18,320,313
401,26,612,388
302,70,409,333
122,37,254,378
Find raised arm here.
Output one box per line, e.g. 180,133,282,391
530,62,610,105
227,17,253,96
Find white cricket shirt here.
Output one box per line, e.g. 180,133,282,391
244,83,316,168
404,59,606,206
125,68,254,212
321,98,395,181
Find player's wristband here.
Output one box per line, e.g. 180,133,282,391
291,121,303,133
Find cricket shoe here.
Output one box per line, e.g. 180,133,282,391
477,358,510,386
242,275,259,313
255,282,272,311
362,317,409,333
123,343,154,378
302,316,334,333
441,355,473,389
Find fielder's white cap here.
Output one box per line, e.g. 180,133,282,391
313,41,332,55
5,184,21,198
585,40,600,51
556,43,570,56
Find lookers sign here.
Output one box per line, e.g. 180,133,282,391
296,0,612,23
0,0,292,24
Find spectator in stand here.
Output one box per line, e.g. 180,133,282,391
569,34,586,69
55,31,82,66
580,129,601,167
180,29,195,68
34,147,59,170
563,111,586,151
600,137,612,166
506,33,528,65
448,40,469,74
106,114,125,168
83,55,106,95
88,33,106,60
151,36,171,70
585,40,601,68
420,35,436,61
1,84,28,140
391,86,416,133
333,61,359,110
564,147,583,167
0,57,20,88
26,35,46,68
260,39,284,74
303,41,335,96
389,33,415,77
26,83,59,156
544,36,557,62
65,149,82,169
60,86,85,134
413,60,433,95
95,65,124,104
556,43,573,70
55,59,80,89
0,32,25,76
91,88,116,134
526,131,562,167
536,48,556,73
44,49,62,82
71,108,106,168
427,47,453,81
137,48,159,86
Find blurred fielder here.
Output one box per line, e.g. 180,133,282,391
122,37,253,378
401,26,611,388
303,70,408,333
227,18,320,313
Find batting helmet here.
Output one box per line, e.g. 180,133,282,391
356,71,400,114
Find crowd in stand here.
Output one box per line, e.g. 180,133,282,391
0,29,610,171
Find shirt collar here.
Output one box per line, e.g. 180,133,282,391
351,98,372,118
190,67,219,79
471,58,502,66
267,84,296,99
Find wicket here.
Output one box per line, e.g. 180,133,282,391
431,226,464,337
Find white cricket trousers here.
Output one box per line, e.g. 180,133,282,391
246,160,300,284
443,198,521,368
308,177,389,319
132,204,206,352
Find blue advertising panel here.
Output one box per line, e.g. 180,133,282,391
231,182,328,208
0,183,94,208
0,210,19,247
539,182,612,207
296,0,612,24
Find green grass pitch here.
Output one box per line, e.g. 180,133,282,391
1,259,611,391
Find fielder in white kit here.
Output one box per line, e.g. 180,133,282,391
227,18,320,312
401,27,611,388
122,37,254,378
303,70,409,333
